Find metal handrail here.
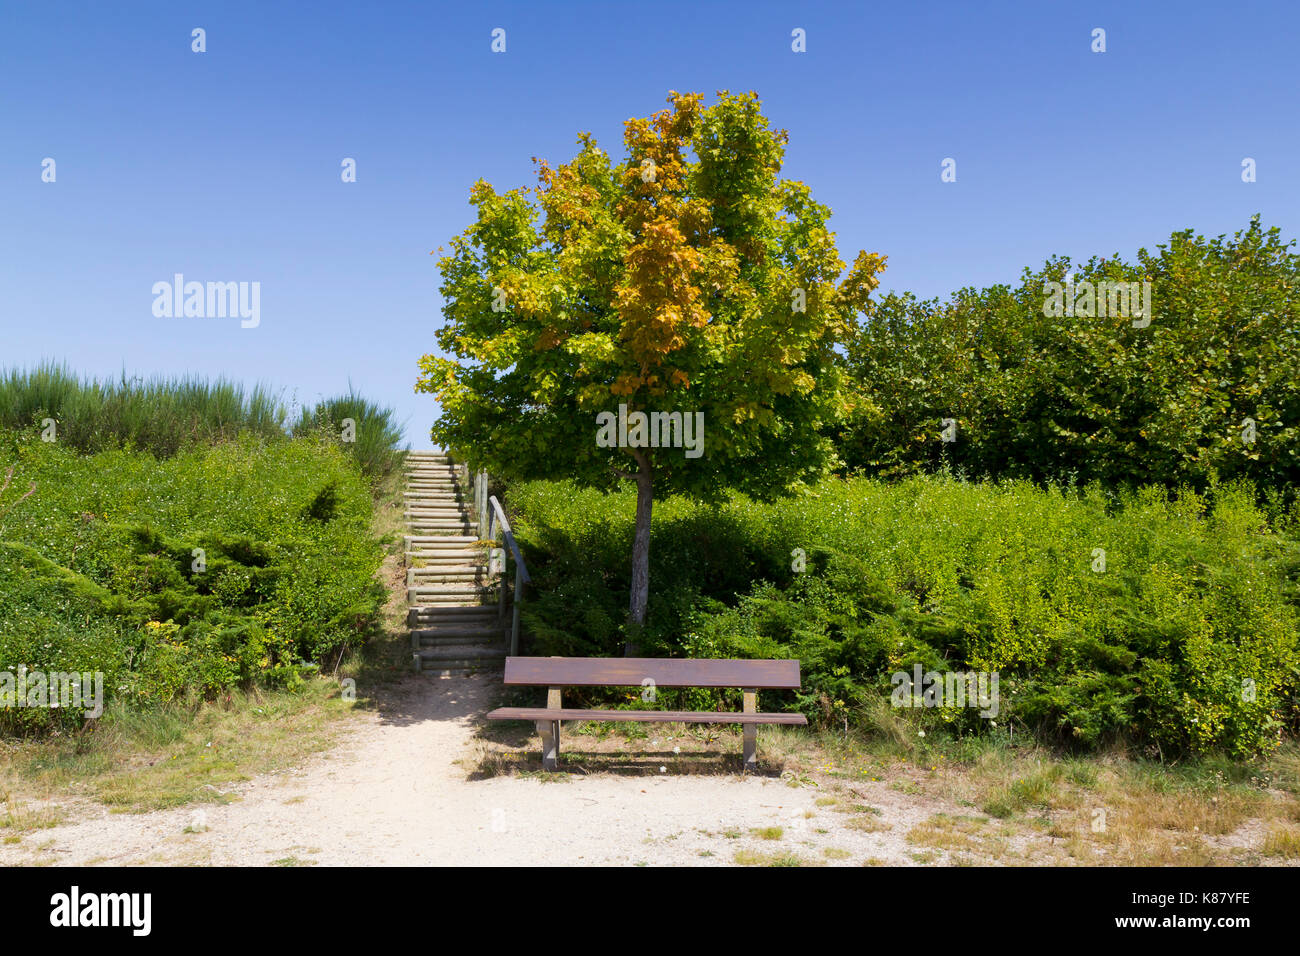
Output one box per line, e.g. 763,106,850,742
486,493,529,656
487,495,530,586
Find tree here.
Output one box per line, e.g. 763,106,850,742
842,217,1300,492
417,91,884,650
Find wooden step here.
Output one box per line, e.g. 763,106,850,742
408,607,499,626
416,645,508,663
407,568,491,586
405,556,482,565
409,605,497,616
405,546,486,556
406,552,488,564
413,659,504,677
409,608,498,625
408,584,495,603
413,627,505,644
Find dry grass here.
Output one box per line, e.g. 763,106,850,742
906,814,996,856
845,815,892,834
0,792,65,833
0,680,356,813
734,849,819,867
1262,824,1300,859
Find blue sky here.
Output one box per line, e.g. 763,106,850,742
2,1,1296,445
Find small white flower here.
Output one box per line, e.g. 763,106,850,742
918,730,926,738
659,766,667,773
673,746,681,754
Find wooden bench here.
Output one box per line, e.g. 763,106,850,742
485,657,808,772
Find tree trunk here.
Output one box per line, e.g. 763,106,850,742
625,449,653,656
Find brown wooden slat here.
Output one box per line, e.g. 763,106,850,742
501,657,801,690
485,707,808,725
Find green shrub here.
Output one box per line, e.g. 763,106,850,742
507,474,1300,757
294,388,407,480
839,218,1300,494
0,430,384,734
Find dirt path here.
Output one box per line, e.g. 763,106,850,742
0,674,956,867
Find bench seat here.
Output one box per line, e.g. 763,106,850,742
486,656,808,772
486,707,808,725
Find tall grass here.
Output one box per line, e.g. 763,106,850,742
0,363,286,457
295,387,408,480
0,364,406,478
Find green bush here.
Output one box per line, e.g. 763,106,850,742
839,218,1300,493
0,430,385,734
294,388,407,481
508,474,1300,758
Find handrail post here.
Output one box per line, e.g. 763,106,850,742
511,565,523,656
484,493,530,657
471,463,482,535
497,541,508,625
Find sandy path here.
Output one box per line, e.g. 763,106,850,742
2,675,953,867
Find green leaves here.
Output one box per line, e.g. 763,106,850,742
0,432,385,725
842,218,1300,492
418,91,884,496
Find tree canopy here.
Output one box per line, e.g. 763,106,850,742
418,90,884,631
840,217,1300,492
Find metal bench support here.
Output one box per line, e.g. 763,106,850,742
536,720,559,771
742,687,758,772
537,686,563,771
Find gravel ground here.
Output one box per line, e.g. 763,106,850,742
0,674,956,867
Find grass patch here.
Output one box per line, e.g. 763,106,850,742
906,814,988,854
734,849,815,867
0,679,356,812
1261,824,1300,859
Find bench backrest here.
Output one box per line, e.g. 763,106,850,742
502,657,801,690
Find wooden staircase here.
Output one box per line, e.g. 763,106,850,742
403,451,507,675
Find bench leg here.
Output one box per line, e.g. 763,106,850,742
547,687,562,758
742,688,758,773
742,724,757,773
536,720,560,771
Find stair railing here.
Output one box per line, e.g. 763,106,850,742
485,494,530,656
461,459,489,534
